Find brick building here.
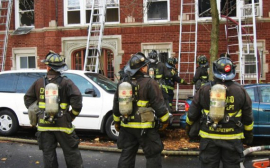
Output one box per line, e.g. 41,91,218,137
1,0,270,97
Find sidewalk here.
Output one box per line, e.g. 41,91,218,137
1,136,270,156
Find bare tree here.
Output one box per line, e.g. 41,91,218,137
209,0,219,80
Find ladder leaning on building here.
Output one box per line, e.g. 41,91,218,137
224,0,259,84
84,0,107,74
176,0,198,110
0,0,13,72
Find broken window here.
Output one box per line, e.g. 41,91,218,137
198,0,236,18
19,0,34,27
146,0,168,21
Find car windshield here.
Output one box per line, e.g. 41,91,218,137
85,73,117,93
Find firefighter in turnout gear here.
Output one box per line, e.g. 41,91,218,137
147,50,172,112
113,52,170,168
24,51,84,168
186,55,254,168
165,57,187,111
193,55,209,92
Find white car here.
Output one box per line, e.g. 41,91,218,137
0,69,119,140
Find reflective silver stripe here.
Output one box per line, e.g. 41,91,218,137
39,102,45,109
72,109,79,116
160,112,169,122
113,114,120,122
60,103,68,109
244,122,254,131
37,125,75,134
199,130,244,139
137,100,149,107
120,121,154,128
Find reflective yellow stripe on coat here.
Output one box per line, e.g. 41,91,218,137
199,130,244,140
37,125,75,134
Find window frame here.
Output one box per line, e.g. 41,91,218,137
242,40,268,80
143,0,170,23
64,0,120,26
196,0,262,22
14,0,35,29
141,42,174,60
15,55,36,69
12,47,38,70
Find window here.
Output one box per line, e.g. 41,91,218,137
144,0,170,22
16,55,36,69
12,47,37,70
260,86,270,103
245,87,255,102
142,42,174,61
16,73,45,93
64,73,100,97
197,0,262,19
15,0,34,29
242,41,268,80
64,0,119,26
198,0,236,18
0,73,19,92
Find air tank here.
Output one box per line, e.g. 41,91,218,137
118,82,133,116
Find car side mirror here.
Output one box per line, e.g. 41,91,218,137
85,88,97,97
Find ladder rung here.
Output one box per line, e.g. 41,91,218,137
181,42,196,44
228,35,238,38
183,12,195,15
0,8,8,10
182,32,196,34
242,34,254,36
93,13,102,16
228,44,238,47
183,3,195,5
228,26,238,30
228,52,238,55
241,25,253,28
91,30,101,33
180,51,196,53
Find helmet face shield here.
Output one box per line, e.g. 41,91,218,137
213,57,236,80
124,53,150,76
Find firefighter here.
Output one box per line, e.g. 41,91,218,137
193,55,209,92
165,57,187,111
147,50,172,111
113,52,170,168
186,56,254,168
24,51,83,168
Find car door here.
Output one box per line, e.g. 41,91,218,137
16,72,46,125
257,85,270,136
245,86,259,135
64,73,103,130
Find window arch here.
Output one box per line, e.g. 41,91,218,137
71,48,115,81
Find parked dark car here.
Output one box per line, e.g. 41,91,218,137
180,84,270,137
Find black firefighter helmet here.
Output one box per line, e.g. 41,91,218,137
197,55,208,67
166,57,178,68
124,52,150,76
213,56,236,81
41,51,68,72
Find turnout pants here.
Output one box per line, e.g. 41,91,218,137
36,131,83,168
117,127,164,168
199,138,244,168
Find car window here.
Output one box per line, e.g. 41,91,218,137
245,87,255,102
85,73,116,93
64,73,100,97
260,86,270,103
0,73,19,92
17,73,45,93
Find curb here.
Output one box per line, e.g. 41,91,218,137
1,137,270,156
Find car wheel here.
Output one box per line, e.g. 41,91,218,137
0,110,19,136
105,115,119,141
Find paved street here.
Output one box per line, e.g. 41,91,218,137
0,141,267,168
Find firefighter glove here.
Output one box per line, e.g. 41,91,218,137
115,121,120,132
181,79,187,85
243,130,253,145
185,123,191,137
159,119,169,131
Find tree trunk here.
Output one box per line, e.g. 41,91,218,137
209,0,219,80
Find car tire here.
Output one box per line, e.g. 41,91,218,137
105,115,119,141
0,110,19,136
